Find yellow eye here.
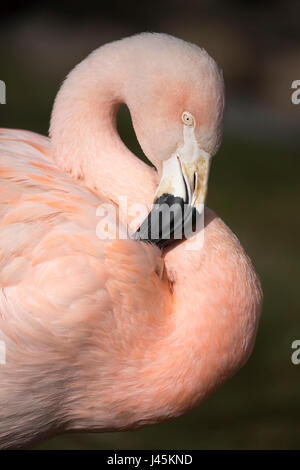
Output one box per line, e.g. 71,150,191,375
182,111,194,127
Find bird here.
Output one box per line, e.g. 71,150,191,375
0,33,262,449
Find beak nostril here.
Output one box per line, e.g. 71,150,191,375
176,156,190,204
193,172,197,193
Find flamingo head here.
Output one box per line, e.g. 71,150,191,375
125,34,225,247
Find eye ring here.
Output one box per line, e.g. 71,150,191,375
182,111,194,127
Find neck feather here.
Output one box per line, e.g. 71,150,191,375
49,43,157,212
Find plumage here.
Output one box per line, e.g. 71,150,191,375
0,33,262,449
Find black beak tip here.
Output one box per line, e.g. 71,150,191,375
133,193,201,249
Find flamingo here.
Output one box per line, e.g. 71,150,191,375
0,33,262,449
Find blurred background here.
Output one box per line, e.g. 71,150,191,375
0,0,299,450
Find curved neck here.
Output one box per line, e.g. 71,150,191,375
49,43,157,212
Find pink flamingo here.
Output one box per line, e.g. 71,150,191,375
0,33,262,449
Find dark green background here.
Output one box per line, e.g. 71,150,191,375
0,0,299,449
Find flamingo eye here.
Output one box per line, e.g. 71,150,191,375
182,111,194,127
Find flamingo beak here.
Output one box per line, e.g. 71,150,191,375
134,149,211,249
